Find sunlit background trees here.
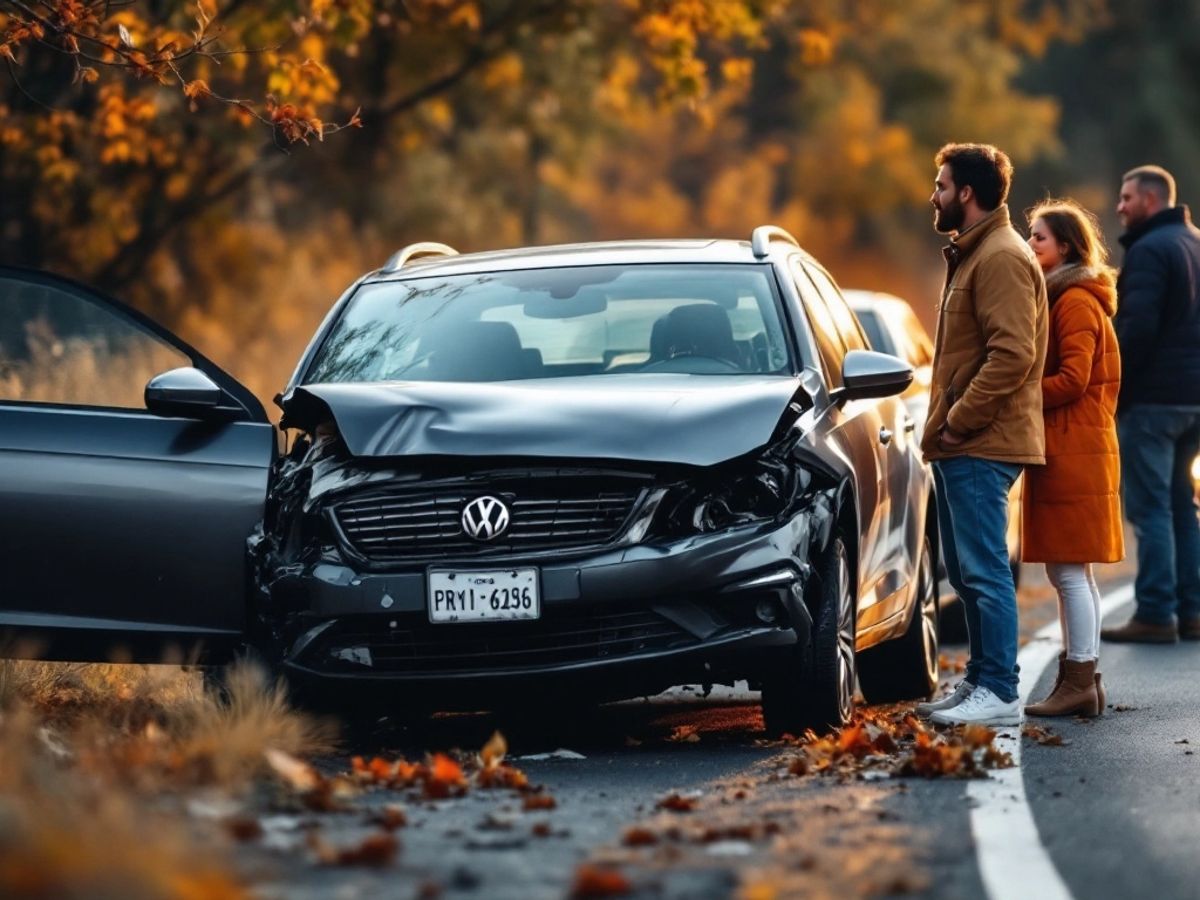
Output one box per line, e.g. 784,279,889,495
2,0,1193,404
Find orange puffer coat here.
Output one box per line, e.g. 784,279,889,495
1021,265,1124,564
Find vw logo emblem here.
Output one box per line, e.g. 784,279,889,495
461,496,510,541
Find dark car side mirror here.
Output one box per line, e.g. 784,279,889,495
833,350,914,402
145,367,228,419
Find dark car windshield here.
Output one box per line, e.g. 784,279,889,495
304,264,794,384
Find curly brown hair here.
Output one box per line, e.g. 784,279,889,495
934,143,1013,211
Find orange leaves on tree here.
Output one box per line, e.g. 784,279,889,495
265,96,330,144
183,79,212,100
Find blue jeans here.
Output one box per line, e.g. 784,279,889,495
933,456,1022,702
1117,405,1200,626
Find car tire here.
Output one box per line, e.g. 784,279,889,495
858,534,939,703
761,535,856,735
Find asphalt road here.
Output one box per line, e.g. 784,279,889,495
241,570,1200,899
1022,599,1200,900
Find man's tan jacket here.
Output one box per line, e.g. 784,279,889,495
921,205,1048,465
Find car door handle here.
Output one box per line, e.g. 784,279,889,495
878,427,893,446
904,418,916,433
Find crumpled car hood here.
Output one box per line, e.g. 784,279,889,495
283,375,808,467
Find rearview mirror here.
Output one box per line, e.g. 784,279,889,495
522,292,608,319
834,350,913,402
145,367,226,419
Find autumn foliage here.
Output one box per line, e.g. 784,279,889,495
0,1,1112,413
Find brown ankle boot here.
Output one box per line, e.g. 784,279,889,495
1051,651,1066,693
1025,659,1100,718
1094,672,1106,713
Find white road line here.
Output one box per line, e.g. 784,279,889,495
968,582,1135,900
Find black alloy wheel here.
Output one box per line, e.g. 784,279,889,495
858,533,939,703
761,535,856,735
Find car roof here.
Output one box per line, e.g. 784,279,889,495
363,239,820,282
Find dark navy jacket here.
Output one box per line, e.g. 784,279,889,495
1115,205,1200,408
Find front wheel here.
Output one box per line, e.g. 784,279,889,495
761,536,856,735
858,534,939,703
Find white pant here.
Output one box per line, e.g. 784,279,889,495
1045,563,1102,662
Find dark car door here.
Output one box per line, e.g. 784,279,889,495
787,259,892,603
804,264,916,632
0,268,275,662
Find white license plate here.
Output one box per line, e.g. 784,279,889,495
427,568,540,623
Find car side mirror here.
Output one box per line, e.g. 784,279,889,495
834,350,914,402
145,367,227,419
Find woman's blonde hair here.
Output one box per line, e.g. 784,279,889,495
1026,198,1111,271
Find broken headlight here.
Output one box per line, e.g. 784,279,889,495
659,456,809,535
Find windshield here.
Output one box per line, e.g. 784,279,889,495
303,264,794,384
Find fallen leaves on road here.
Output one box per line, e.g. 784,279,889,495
350,732,554,807
775,706,1013,780
938,652,967,675
426,754,469,799
656,791,701,812
668,724,702,743
622,826,660,847
1022,725,1068,746
570,864,632,897
307,831,399,867
265,748,358,811
367,804,408,831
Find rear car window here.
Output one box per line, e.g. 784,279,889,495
853,308,897,357
304,264,794,383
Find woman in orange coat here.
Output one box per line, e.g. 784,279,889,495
1022,199,1124,717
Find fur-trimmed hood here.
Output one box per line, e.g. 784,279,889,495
1045,264,1117,316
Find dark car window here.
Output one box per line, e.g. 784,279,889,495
304,264,795,383
0,276,189,409
853,308,897,357
804,264,869,353
789,258,846,388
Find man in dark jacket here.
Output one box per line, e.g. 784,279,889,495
1102,165,1200,643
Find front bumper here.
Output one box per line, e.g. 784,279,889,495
260,511,826,704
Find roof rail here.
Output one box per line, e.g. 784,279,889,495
750,225,799,259
382,241,459,272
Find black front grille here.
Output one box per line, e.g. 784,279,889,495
316,610,698,674
332,480,643,562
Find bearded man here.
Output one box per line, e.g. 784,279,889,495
916,143,1048,726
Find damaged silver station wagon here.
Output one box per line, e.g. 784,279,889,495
0,226,938,733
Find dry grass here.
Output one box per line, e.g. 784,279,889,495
0,659,338,898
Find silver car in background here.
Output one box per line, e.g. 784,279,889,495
846,290,1022,639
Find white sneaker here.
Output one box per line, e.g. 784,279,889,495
915,680,975,718
930,685,1021,726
